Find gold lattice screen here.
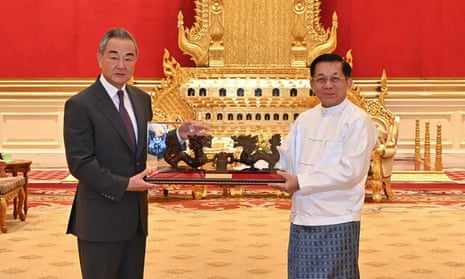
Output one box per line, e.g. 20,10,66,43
222,0,293,67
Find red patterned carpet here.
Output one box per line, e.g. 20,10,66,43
22,169,465,211
28,169,70,181
25,169,465,183
444,169,465,183
4,170,465,279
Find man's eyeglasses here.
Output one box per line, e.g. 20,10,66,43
313,77,345,85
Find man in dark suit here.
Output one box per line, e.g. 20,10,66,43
63,27,208,279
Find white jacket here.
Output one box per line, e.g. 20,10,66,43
277,99,378,226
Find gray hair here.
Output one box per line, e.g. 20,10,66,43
98,27,139,55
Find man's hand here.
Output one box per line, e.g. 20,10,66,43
178,120,210,140
127,169,156,191
268,171,300,193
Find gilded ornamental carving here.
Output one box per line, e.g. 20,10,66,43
177,0,337,68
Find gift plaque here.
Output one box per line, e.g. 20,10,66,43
145,121,285,185
146,169,285,185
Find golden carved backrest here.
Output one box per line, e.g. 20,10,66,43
365,101,398,147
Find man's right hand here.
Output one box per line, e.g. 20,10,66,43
127,169,156,191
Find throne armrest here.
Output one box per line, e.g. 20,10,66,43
383,115,400,151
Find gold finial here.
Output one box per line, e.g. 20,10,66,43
379,69,388,106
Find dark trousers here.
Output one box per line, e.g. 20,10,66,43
77,231,146,279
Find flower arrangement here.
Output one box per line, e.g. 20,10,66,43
255,130,272,154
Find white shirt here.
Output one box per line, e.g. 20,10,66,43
277,99,377,226
100,75,138,142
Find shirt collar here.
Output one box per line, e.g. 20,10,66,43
99,75,126,99
319,98,348,116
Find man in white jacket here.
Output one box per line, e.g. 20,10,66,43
270,53,377,279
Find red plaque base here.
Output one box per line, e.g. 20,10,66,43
145,169,285,185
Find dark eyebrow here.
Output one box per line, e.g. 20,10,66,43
316,72,341,77
106,50,135,57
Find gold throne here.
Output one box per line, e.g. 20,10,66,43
151,0,399,201
363,71,400,202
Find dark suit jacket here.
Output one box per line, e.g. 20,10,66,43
64,78,153,242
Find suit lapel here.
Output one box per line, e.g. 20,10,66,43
93,81,135,154
126,86,146,158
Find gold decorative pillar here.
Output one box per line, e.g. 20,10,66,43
435,123,443,171
208,0,225,67
291,0,307,67
423,121,431,171
414,118,421,170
